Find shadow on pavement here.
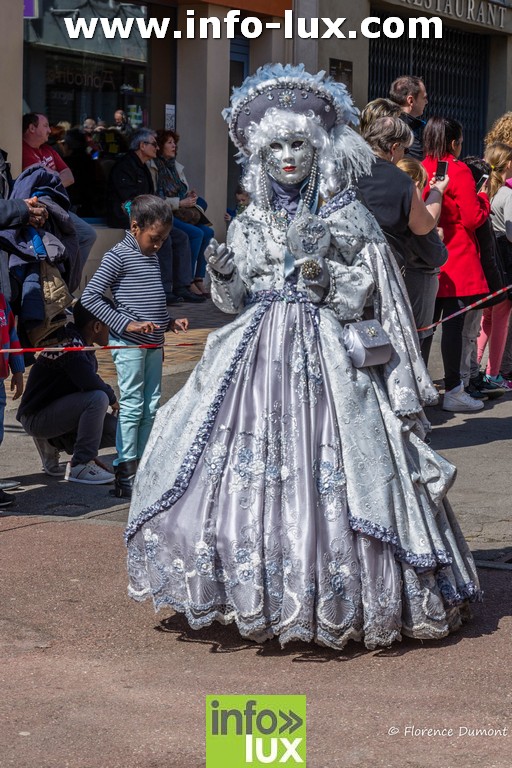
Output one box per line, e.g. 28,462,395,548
0,467,128,520
428,414,512,449
155,567,508,661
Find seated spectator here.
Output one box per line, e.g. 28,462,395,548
82,117,102,158
22,112,97,275
155,129,214,297
59,128,104,218
225,184,250,224
83,117,96,134
113,109,133,140
107,129,204,304
48,124,66,149
17,300,118,484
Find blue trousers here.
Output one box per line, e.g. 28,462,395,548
173,219,214,279
110,338,163,464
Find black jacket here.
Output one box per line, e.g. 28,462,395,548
106,151,154,228
401,113,425,161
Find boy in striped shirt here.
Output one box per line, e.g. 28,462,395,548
81,195,188,498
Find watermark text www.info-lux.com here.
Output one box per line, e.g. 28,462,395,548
64,12,443,41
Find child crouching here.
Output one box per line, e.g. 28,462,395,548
81,195,188,497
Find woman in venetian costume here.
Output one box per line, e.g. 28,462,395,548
126,65,480,650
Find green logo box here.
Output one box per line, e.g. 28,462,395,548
206,695,307,767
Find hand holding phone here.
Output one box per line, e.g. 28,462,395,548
435,160,448,181
476,173,489,193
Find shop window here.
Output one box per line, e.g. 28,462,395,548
24,0,149,124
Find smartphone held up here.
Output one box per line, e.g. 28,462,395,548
435,160,449,181
476,173,489,192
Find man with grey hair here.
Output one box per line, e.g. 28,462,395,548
389,75,428,160
106,128,158,228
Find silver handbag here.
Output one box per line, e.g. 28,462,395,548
343,319,393,368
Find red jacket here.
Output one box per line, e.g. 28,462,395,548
0,294,24,380
422,154,490,298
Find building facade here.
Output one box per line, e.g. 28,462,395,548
295,0,512,155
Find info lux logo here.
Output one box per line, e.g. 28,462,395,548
206,695,307,766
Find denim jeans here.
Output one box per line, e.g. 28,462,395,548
173,219,214,279
157,228,193,299
110,337,163,464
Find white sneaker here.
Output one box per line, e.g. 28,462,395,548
33,437,67,476
442,382,484,412
64,461,115,485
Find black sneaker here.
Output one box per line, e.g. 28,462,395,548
166,294,185,305
465,381,488,400
469,372,505,399
0,488,15,507
174,288,207,303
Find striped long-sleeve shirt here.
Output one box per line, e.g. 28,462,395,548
81,231,172,346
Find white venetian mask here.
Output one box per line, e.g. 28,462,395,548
263,134,314,186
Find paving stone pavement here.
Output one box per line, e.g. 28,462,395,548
0,297,510,768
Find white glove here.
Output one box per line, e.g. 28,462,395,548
205,238,235,276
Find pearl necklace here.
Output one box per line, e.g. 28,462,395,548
259,150,319,233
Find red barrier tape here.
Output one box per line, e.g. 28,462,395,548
417,283,512,332
3,283,511,353
1,341,203,354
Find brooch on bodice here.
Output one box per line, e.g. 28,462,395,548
300,260,322,279
293,216,329,254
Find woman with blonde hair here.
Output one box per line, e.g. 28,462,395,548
397,155,428,187
484,112,512,148
359,97,402,135
485,114,512,377
475,142,512,388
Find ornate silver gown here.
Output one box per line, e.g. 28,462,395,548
126,191,480,650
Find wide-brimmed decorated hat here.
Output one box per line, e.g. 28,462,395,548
223,63,359,154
